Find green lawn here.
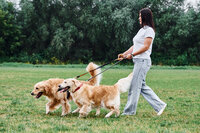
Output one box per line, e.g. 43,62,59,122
0,64,200,133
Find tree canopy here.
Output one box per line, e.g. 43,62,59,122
0,0,199,65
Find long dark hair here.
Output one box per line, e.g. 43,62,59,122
140,8,155,31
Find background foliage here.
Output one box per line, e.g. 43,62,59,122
0,0,200,65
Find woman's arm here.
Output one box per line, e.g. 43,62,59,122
132,37,152,56
123,37,153,59
118,37,152,60
123,46,134,56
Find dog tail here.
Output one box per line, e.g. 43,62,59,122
115,72,133,93
86,62,102,86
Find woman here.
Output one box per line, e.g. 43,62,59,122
118,8,166,116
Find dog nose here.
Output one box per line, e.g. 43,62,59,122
31,92,34,95
58,85,61,88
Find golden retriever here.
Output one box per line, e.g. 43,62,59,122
58,72,133,118
31,62,102,116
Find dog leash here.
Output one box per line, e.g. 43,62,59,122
75,58,117,79
67,55,129,99
87,57,126,81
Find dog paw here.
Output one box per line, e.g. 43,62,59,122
61,113,67,116
95,108,100,116
95,112,100,116
72,110,78,114
105,114,110,118
46,111,50,115
72,108,80,113
79,113,87,118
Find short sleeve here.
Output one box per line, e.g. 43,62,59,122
144,28,155,39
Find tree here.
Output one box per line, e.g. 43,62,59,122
2,0,199,65
0,0,22,58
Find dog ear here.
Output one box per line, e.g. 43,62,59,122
43,81,51,94
72,79,76,85
66,90,71,99
72,79,79,87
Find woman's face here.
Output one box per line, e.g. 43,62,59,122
139,13,142,25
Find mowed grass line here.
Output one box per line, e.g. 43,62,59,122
0,66,199,133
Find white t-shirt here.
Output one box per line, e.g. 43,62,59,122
132,25,155,59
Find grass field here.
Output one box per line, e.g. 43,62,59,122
0,63,200,133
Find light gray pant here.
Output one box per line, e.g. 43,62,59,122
123,58,166,115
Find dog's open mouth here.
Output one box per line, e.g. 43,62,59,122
57,86,70,93
36,92,43,99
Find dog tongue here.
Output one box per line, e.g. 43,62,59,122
60,89,66,93
36,92,43,98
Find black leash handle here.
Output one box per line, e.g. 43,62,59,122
75,59,117,79
87,58,126,81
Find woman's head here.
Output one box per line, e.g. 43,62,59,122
139,8,155,31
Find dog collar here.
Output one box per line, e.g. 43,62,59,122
72,83,83,93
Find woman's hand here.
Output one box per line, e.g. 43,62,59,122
117,53,125,60
117,46,134,60
126,54,132,59
117,53,132,60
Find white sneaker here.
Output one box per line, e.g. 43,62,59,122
157,104,167,116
